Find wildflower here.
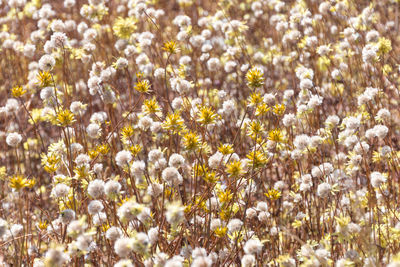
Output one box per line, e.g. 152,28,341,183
377,37,392,56
293,134,310,150
246,67,264,88
134,79,151,93
56,109,76,127
6,132,22,147
162,166,183,186
51,183,70,198
115,150,132,167
131,160,146,177
317,183,332,198
37,71,52,87
241,254,256,267
163,41,179,54
370,172,387,188
87,179,105,199
9,175,35,191
88,200,104,215
168,153,185,168
44,246,69,267
11,86,26,98
183,131,201,151
86,123,101,139
5,98,20,113
50,32,68,48
38,54,56,71
59,209,75,224
113,17,136,39
166,202,185,226
243,239,263,255
114,237,134,257
104,180,121,198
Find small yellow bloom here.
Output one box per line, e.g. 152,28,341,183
215,226,227,237
377,37,392,56
246,67,264,88
56,109,76,127
162,41,179,54
273,104,286,116
134,79,151,93
264,189,281,200
268,129,284,143
9,175,35,191
183,131,201,151
11,86,27,98
226,160,244,177
197,106,217,125
36,71,52,87
218,144,234,155
113,17,136,39
38,220,49,230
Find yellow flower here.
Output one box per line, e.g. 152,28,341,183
264,189,281,200
134,79,151,93
377,37,392,56
38,220,48,230
129,144,142,156
255,103,270,116
203,171,218,184
9,175,35,191
183,131,201,151
218,143,234,155
247,120,264,140
56,109,76,127
273,104,286,116
197,106,217,125
121,125,134,142
215,227,227,237
268,129,283,143
246,67,264,88
11,86,27,98
36,71,52,87
162,41,179,54
113,17,136,39
247,91,263,107
143,97,160,114
226,160,244,177
163,112,186,134
218,189,233,204
246,150,268,169
96,144,110,155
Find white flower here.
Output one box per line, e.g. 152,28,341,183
38,54,56,71
370,172,387,188
115,150,132,167
243,239,263,255
6,132,22,147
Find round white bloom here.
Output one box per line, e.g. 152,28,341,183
162,167,183,186
38,54,56,71
115,150,132,167
104,180,121,197
243,239,263,255
317,182,331,198
114,237,133,257
168,153,185,168
370,172,387,188
87,179,105,199
88,200,104,214
294,134,310,150
51,183,70,198
6,132,22,147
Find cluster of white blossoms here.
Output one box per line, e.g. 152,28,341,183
2,0,400,266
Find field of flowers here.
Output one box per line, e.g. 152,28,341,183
2,0,400,266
